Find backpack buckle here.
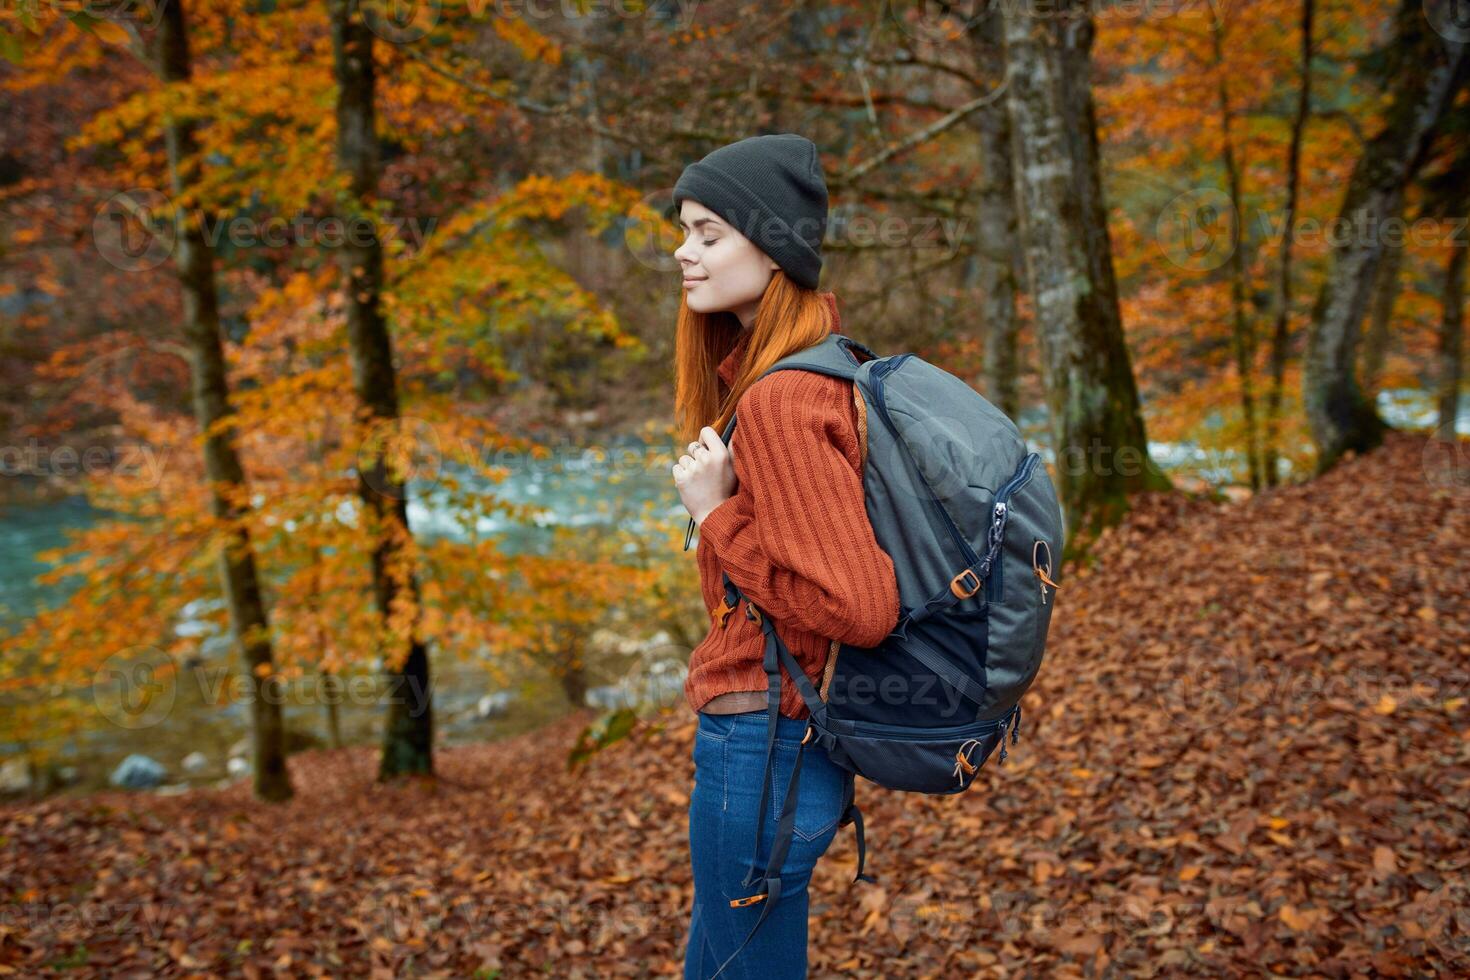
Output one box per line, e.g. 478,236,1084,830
949,568,981,599
801,724,815,746
712,597,736,628
744,603,763,625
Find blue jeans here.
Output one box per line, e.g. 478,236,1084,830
683,709,849,979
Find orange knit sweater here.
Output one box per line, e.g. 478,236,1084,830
684,310,902,720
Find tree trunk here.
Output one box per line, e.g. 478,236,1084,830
1303,0,1466,473
1360,223,1405,400
1211,13,1263,489
966,3,1021,419
559,645,589,709
329,0,434,778
1437,191,1467,436
1001,0,1169,559
154,0,291,803
1264,0,1315,488
322,670,343,751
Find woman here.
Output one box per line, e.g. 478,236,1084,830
669,134,901,979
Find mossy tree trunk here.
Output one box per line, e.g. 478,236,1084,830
1303,0,1466,473
155,0,291,803
329,0,433,778
1001,0,1170,561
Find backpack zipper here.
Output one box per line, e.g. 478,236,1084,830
868,354,981,568
849,703,1023,762
849,716,1003,740
986,453,1041,603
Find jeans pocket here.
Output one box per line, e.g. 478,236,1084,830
696,711,736,741
693,717,730,813
772,741,845,843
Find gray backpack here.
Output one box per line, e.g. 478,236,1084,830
683,332,1064,978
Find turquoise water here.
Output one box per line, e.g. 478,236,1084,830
0,435,683,793
1,392,1461,793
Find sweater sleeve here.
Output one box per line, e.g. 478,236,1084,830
697,373,901,649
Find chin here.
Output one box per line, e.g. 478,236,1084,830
685,293,722,315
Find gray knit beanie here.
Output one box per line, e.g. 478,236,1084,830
672,133,828,289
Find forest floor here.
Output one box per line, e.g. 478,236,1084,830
2,429,1467,978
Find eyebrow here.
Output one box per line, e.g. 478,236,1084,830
677,217,722,231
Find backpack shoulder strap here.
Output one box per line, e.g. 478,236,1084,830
682,332,878,551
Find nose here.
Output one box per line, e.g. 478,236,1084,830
674,234,697,268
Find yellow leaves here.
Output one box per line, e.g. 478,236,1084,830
1373,694,1397,715
1277,903,1325,932
1178,865,1203,882
492,17,561,66
81,17,131,47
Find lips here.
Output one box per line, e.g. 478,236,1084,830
683,277,706,287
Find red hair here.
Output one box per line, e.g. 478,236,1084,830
674,272,840,444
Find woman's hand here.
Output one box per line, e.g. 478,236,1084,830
673,426,737,526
